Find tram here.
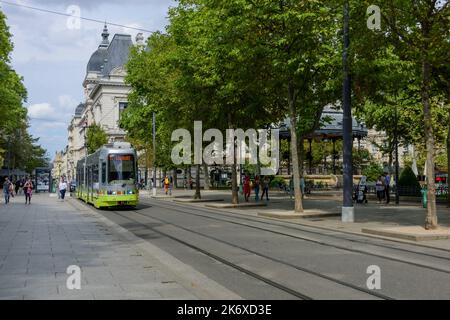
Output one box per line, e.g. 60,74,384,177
76,142,139,208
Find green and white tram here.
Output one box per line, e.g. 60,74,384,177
76,142,139,208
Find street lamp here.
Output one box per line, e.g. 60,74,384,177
152,112,157,197
394,102,400,205
342,0,354,222
82,121,89,196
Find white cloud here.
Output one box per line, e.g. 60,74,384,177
28,94,78,123
28,103,56,119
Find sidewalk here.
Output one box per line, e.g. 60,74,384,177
142,189,450,250
0,193,238,300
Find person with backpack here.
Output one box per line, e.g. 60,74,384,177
23,178,34,205
3,178,12,204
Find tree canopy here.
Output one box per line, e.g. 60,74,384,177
0,10,48,174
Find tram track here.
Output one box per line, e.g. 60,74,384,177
139,199,450,275
106,208,394,300
151,198,450,258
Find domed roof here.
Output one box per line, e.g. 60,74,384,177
86,24,110,73
75,103,85,117
279,105,368,140
85,25,132,76
87,47,108,73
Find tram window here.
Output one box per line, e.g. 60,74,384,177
102,162,106,184
108,154,135,183
93,165,99,183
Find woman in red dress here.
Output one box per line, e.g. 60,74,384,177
243,174,251,202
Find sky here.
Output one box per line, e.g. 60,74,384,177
1,0,175,160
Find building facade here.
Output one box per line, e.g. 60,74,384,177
55,26,142,182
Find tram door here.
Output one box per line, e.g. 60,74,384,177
88,166,93,201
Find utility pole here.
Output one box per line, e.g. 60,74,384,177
152,112,157,197
342,0,354,222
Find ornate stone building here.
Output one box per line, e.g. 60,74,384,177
58,26,140,181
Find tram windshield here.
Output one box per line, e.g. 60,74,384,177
108,154,136,184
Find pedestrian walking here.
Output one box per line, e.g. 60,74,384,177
15,179,21,195
169,176,173,195
24,178,33,205
59,178,68,201
164,176,170,195
254,175,260,202
384,172,391,204
375,176,385,204
355,175,368,204
9,181,14,199
300,177,306,199
3,178,12,204
243,174,251,202
261,176,270,201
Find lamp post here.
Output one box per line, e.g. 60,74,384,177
394,103,400,205
342,0,354,222
7,136,11,179
152,112,157,197
82,121,88,197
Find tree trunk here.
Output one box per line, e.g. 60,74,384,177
203,163,210,190
422,59,438,230
298,136,305,178
288,81,304,213
229,113,239,205
194,164,201,199
173,168,178,189
186,166,192,191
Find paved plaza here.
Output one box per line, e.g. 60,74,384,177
1,189,450,300
0,193,237,300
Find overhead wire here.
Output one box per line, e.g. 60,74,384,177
0,0,155,33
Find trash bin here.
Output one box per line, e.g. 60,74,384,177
421,187,428,208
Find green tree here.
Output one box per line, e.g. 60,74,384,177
353,0,450,229
86,124,108,154
250,0,342,212
362,162,384,182
0,10,47,174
